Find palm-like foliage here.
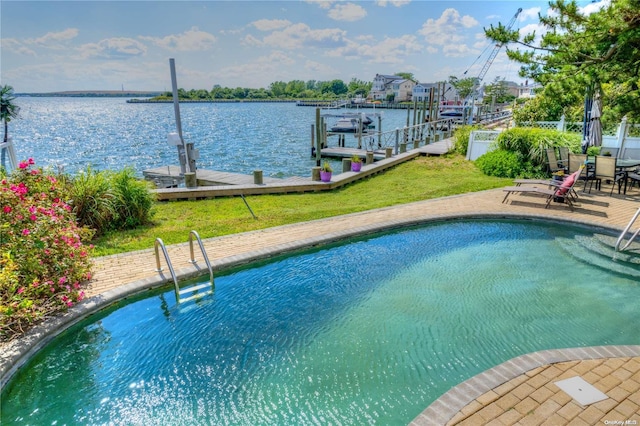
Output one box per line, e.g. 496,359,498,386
1,85,20,143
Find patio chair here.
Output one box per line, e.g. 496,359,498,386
502,166,585,211
546,148,566,174
587,155,626,195
558,147,570,166
568,153,595,191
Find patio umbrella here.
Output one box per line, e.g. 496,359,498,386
587,94,602,150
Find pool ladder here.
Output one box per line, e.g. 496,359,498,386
154,231,214,303
615,207,640,252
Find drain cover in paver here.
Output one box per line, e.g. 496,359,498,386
554,376,608,406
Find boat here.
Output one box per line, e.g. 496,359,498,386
440,108,463,117
330,117,366,133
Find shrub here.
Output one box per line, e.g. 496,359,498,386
452,125,479,156
475,149,526,178
495,128,581,169
110,167,156,229
0,159,94,342
68,166,116,234
68,166,155,235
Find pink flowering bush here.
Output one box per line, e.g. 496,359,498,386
0,159,94,342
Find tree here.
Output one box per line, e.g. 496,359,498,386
483,76,515,104
395,72,416,82
1,85,20,170
484,0,640,120
449,76,477,100
269,81,287,98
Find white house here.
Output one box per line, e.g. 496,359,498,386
412,82,459,105
369,74,416,102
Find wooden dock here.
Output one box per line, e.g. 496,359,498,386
146,138,453,201
143,166,284,187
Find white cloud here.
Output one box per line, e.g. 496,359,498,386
0,39,36,56
28,28,79,47
327,34,422,65
247,23,347,50
375,0,410,7
304,59,337,75
252,19,292,31
443,43,475,57
305,0,334,10
140,27,217,52
78,38,147,59
580,0,610,15
519,7,541,22
215,51,298,88
418,8,479,45
328,3,367,22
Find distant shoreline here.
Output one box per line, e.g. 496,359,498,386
17,90,162,98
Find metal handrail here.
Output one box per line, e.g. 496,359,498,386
188,230,215,288
154,238,180,300
615,207,640,251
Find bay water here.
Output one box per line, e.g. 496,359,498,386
11,97,410,178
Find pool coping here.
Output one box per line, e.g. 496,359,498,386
0,197,635,394
409,346,640,425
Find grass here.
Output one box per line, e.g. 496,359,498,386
92,154,512,256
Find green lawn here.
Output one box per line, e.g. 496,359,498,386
93,155,512,256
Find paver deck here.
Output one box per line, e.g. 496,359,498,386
2,182,640,424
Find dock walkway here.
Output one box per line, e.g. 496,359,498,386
146,139,454,201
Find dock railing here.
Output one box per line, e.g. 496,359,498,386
364,117,457,155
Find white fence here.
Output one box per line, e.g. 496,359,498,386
467,116,640,161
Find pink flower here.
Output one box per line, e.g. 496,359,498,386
58,276,67,285
30,214,37,221
17,287,25,294
3,206,11,214
30,170,39,175
22,229,30,236
19,161,29,169
28,158,35,165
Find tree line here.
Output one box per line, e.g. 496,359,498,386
156,78,373,101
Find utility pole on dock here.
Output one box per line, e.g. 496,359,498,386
169,58,198,187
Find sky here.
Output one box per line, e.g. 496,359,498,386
0,0,608,93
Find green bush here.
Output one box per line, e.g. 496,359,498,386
452,125,479,156
494,127,581,170
475,149,527,178
68,166,116,234
110,167,156,229
0,159,94,342
68,166,155,235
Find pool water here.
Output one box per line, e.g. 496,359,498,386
3,220,640,425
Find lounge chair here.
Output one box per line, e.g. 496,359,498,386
502,166,585,211
512,176,579,201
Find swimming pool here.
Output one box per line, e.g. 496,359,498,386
2,220,640,425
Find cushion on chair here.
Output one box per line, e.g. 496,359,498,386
556,169,578,195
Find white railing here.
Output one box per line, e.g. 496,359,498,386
615,207,640,252
467,116,640,161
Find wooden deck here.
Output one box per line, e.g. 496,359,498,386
149,138,454,201
143,165,284,186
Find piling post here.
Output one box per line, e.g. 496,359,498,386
315,108,322,166
395,128,400,154
342,158,351,173
311,166,321,181
253,170,263,185
366,151,374,165
311,124,315,157
385,147,393,158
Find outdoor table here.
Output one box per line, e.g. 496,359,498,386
616,159,640,194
